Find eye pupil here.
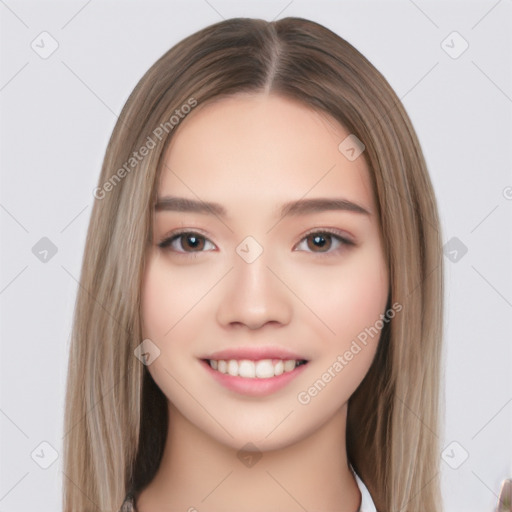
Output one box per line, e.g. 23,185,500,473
307,233,331,252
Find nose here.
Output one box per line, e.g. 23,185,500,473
215,254,293,330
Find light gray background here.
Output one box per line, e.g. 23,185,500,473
1,1,511,511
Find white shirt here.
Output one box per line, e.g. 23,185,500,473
352,467,377,512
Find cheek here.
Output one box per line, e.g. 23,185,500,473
140,256,200,397
292,246,389,345
140,254,213,341
292,249,388,412
141,258,173,341
336,254,388,338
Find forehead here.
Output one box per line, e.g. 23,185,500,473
157,93,374,213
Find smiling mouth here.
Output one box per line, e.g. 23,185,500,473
203,358,308,379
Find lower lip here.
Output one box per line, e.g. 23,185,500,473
200,359,308,397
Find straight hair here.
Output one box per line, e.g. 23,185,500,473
63,17,444,512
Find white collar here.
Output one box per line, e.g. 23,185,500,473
351,466,377,512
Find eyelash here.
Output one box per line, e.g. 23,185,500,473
157,228,354,258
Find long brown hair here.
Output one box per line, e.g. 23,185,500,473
62,17,444,512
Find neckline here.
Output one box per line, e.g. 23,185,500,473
122,466,376,512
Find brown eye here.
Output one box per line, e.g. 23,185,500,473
158,232,215,253
181,234,204,251
294,230,353,255
306,233,333,252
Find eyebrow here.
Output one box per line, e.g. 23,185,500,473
280,197,371,217
154,196,371,217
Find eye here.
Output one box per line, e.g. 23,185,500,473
158,231,216,254
294,230,354,255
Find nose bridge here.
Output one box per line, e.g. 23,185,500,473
215,242,293,329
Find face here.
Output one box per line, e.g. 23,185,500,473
141,93,389,451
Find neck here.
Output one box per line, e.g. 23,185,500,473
136,402,361,512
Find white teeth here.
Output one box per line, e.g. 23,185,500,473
238,360,256,378
217,360,227,374
255,359,274,378
208,358,304,379
283,359,296,372
227,360,238,376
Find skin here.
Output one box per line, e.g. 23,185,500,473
138,93,389,512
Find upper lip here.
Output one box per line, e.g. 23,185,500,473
202,346,308,361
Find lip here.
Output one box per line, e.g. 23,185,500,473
202,346,308,361
200,359,309,397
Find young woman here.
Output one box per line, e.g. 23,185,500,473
62,17,444,512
